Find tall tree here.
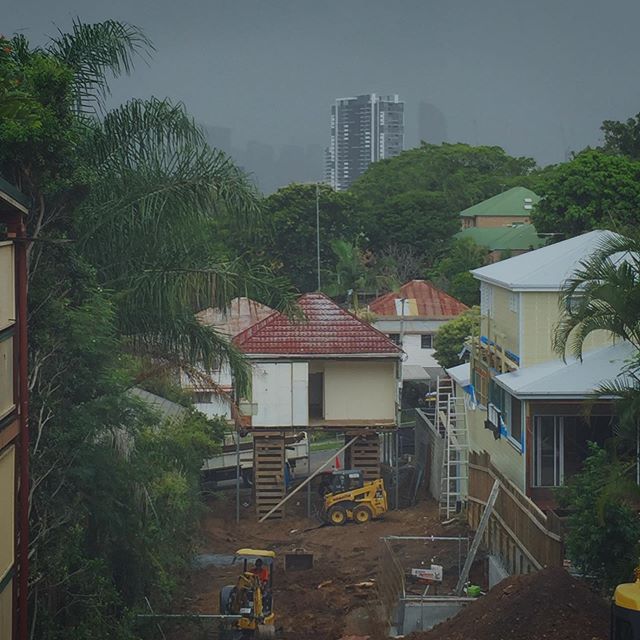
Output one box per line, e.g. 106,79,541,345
429,237,489,306
0,20,292,639
251,183,361,292
532,150,640,237
350,142,536,262
601,112,640,160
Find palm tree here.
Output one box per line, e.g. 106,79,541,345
554,231,640,439
9,20,295,397
327,238,393,310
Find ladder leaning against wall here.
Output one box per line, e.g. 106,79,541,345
436,376,469,520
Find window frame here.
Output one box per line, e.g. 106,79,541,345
420,333,433,349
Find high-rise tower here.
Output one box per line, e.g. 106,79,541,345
325,93,404,190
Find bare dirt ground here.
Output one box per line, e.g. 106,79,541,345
172,486,472,640
405,567,609,640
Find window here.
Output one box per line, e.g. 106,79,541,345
488,380,522,444
508,292,518,313
388,333,401,345
193,391,213,404
420,334,433,349
480,282,493,318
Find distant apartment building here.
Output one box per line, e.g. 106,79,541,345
325,93,404,190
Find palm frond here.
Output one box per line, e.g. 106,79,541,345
554,232,640,359
48,19,153,113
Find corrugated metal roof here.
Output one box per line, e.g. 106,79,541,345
472,230,622,291
368,280,468,319
456,223,545,252
494,341,635,399
197,297,274,337
233,292,402,356
459,186,540,218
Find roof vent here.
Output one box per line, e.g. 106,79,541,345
524,197,533,203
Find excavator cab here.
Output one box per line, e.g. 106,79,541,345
220,549,276,638
322,469,364,495
612,574,640,639
321,470,388,525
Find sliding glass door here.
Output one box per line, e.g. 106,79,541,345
533,416,563,487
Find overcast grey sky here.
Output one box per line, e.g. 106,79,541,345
6,0,640,170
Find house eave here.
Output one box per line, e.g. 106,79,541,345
243,352,402,360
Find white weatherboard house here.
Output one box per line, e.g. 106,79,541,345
369,280,468,385
448,230,627,509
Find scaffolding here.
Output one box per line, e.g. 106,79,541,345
436,377,469,520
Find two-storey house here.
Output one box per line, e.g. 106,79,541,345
447,230,627,509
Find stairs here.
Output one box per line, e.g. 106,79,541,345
437,376,469,520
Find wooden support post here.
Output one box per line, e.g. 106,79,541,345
254,432,286,520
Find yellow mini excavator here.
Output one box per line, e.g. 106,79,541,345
220,549,276,638
320,469,388,525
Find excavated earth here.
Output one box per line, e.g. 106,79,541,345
171,487,470,640
161,489,608,640
405,567,609,640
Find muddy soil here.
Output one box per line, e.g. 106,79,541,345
405,567,609,640
172,487,472,640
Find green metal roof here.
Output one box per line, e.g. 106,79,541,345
459,186,539,218
0,175,29,212
456,223,546,252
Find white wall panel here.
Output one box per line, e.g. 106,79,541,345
291,362,309,426
252,362,292,427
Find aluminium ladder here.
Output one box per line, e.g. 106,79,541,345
437,376,470,520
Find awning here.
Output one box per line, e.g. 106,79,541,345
402,365,430,381
445,362,471,388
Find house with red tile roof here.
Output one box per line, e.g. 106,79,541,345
233,292,402,429
368,280,468,384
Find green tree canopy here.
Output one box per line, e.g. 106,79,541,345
250,183,362,292
601,112,640,160
350,142,536,262
433,306,479,369
557,444,640,592
532,150,640,237
0,20,291,639
429,237,489,306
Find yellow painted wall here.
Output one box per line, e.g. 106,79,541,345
521,292,612,366
0,243,15,332
0,446,15,581
489,285,519,357
324,360,396,421
457,381,526,491
0,576,12,640
0,338,14,420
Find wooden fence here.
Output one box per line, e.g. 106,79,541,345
468,451,564,573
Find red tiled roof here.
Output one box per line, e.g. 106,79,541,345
369,280,468,319
233,292,402,356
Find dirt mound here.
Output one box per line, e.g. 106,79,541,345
405,567,609,640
